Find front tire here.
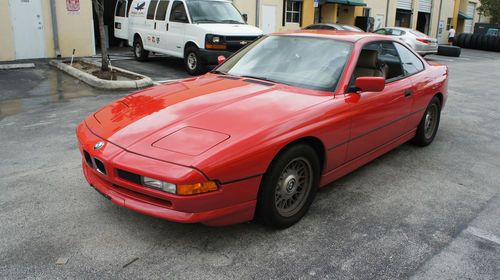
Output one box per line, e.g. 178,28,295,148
256,144,320,228
133,37,149,61
184,46,206,76
412,96,441,146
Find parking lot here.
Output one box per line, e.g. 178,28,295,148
1,48,499,279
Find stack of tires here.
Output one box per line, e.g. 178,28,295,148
453,33,500,52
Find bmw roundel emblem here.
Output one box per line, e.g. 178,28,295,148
94,141,105,150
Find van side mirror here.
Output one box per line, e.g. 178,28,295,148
354,77,385,92
242,14,248,23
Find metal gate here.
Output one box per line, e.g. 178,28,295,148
419,0,432,13
464,2,476,33
397,0,413,11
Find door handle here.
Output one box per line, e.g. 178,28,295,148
154,22,157,29
404,89,413,97
166,23,169,31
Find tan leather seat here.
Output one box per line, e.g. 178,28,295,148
353,50,387,79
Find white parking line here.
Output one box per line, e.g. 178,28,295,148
466,226,500,245
23,121,54,128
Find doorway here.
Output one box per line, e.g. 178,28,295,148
261,5,277,34
395,9,412,28
9,0,46,59
416,12,430,34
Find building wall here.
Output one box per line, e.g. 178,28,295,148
0,1,16,61
233,0,300,32
0,0,94,62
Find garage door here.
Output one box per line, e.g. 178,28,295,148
397,0,413,11
419,0,432,13
464,2,476,33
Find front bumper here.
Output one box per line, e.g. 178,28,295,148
77,123,261,226
198,49,234,65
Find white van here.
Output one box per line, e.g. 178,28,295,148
114,0,263,75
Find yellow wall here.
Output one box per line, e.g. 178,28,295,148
0,0,94,61
0,1,16,61
302,0,315,27
321,4,338,24
55,0,94,57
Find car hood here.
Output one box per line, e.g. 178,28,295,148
195,23,263,36
85,74,329,167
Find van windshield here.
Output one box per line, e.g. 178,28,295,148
187,1,244,24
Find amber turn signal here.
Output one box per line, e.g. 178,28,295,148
177,181,218,195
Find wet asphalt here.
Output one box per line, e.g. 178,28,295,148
0,49,499,279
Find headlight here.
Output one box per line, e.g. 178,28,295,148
141,176,218,196
142,176,177,194
205,34,226,50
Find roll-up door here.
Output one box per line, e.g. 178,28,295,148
464,2,476,33
419,0,432,13
397,0,413,11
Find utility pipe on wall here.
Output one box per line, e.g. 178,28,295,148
385,0,390,27
50,0,60,57
256,0,260,27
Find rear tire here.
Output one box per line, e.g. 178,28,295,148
256,144,320,228
184,46,206,76
438,45,461,57
133,37,149,61
412,96,441,147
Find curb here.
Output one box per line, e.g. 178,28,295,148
0,63,36,70
49,59,153,90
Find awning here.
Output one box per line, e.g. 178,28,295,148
458,11,473,20
320,0,367,6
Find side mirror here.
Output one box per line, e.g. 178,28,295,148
242,14,248,23
217,55,226,65
354,77,385,92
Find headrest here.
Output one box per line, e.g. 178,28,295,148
357,50,379,69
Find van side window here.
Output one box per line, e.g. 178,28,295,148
170,1,189,23
394,43,424,75
155,0,170,21
116,1,126,17
147,0,159,20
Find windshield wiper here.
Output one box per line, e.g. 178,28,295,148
195,19,218,23
240,75,277,84
221,20,244,24
210,70,226,75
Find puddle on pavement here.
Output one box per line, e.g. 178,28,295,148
0,64,128,120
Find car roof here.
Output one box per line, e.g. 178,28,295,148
272,29,388,42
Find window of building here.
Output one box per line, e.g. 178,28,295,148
394,43,424,75
285,0,301,24
155,0,170,21
147,0,159,20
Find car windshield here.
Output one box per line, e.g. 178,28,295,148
215,36,353,91
187,1,244,24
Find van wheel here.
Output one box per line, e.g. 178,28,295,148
133,38,149,61
184,46,206,76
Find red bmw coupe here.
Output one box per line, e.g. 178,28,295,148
77,30,448,228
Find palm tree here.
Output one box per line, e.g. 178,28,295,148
92,0,110,72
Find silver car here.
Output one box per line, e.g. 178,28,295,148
374,27,438,56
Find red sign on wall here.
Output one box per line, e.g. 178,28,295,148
66,0,80,12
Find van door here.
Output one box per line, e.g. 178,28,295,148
144,0,159,49
154,0,171,51
167,1,189,57
114,0,130,40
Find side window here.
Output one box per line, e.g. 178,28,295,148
155,0,170,20
394,43,424,75
170,1,189,23
388,29,405,36
374,29,386,35
147,0,159,20
116,1,126,17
